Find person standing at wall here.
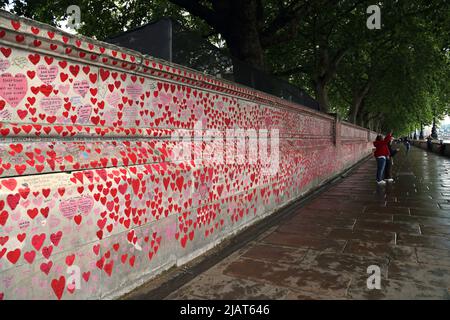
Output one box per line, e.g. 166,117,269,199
373,131,393,185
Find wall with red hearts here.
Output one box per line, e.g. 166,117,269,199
0,11,375,300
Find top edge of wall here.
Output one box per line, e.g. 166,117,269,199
341,120,372,132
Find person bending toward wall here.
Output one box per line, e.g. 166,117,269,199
373,131,393,185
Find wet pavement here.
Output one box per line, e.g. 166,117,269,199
146,145,450,299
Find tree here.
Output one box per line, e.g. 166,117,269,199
167,0,316,71
269,0,450,113
2,0,449,131
3,0,210,40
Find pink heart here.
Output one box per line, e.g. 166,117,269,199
77,105,92,124
126,84,143,100
47,199,56,209
106,92,120,107
78,196,94,215
59,84,70,95
11,212,21,221
0,73,27,107
159,92,172,106
49,215,61,229
4,226,13,233
73,80,89,97
22,200,31,208
59,199,78,218
0,59,10,72
32,197,43,206
40,96,62,115
37,65,58,84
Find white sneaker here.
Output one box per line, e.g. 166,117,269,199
377,180,386,185
384,178,394,182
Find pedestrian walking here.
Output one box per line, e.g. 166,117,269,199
404,137,411,154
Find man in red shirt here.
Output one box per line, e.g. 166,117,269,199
373,131,393,185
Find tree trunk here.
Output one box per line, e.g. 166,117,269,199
223,0,264,69
169,0,266,70
375,120,381,133
219,1,266,70
312,46,347,113
356,106,367,127
313,79,330,113
349,93,363,124
348,83,370,124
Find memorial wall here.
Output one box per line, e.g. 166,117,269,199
0,11,375,299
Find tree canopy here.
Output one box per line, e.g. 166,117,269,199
2,0,449,135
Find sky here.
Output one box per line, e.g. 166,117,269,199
442,115,450,125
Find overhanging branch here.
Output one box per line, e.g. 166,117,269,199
260,0,312,47
168,0,220,30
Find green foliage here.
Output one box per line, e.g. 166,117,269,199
2,0,449,134
266,0,450,134
3,0,212,40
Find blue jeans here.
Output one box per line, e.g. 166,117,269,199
376,157,386,182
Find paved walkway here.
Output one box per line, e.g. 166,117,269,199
139,144,450,299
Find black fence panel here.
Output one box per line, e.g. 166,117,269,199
105,18,319,111
106,18,173,61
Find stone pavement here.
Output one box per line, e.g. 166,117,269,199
134,144,450,300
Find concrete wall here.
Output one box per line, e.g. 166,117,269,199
0,11,376,300
411,140,450,157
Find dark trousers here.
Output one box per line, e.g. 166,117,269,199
384,157,393,179
376,157,386,182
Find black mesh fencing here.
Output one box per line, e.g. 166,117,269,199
106,18,173,62
106,18,319,111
